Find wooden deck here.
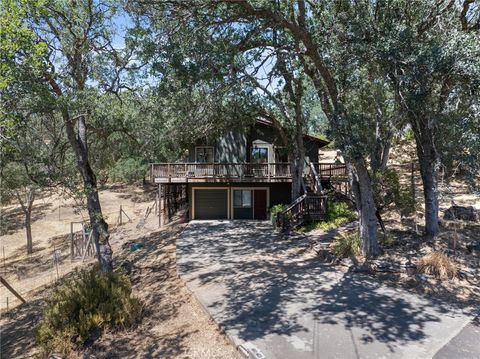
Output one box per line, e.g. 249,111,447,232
151,162,347,183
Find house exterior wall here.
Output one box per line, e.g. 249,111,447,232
187,130,247,163
187,182,291,220
304,138,320,163
216,130,247,163
187,123,321,164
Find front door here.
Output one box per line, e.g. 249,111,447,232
253,189,267,220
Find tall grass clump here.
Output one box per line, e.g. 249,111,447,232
331,232,361,258
416,252,458,280
36,266,141,356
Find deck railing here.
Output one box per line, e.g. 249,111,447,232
314,163,347,179
151,162,346,182
151,162,292,181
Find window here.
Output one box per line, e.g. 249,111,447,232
195,147,214,163
251,147,268,163
233,190,252,208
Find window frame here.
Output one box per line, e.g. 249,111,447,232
233,189,252,208
251,146,269,163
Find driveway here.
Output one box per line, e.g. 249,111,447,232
177,221,478,359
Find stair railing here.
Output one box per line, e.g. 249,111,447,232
276,194,328,231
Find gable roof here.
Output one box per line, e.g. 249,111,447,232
255,118,330,147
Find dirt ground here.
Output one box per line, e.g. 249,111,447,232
0,184,161,311
306,178,480,307
0,185,238,358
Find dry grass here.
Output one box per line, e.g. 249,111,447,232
331,232,361,258
0,185,237,359
416,252,458,280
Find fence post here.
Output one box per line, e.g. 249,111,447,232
53,244,60,281
70,222,74,260
119,205,123,225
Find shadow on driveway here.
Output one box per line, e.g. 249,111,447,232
177,220,476,358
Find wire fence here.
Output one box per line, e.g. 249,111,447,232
0,201,157,313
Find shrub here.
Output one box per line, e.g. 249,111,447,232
396,187,416,217
378,231,396,246
109,158,148,184
326,201,357,224
299,200,357,232
270,204,286,215
371,168,417,217
331,232,361,258
36,266,141,355
416,252,458,280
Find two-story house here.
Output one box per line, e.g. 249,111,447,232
151,118,346,223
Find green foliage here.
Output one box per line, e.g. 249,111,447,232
371,168,416,217
300,201,357,232
36,266,141,355
331,232,361,258
404,128,415,142
378,231,396,247
0,0,47,90
270,204,286,215
109,158,148,184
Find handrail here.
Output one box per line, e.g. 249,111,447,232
277,194,328,231
279,194,307,215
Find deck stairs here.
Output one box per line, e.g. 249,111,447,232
276,162,329,231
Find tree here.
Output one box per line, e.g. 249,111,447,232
2,164,36,254
240,41,317,199
371,0,480,237
1,0,139,272
0,107,68,255
135,0,383,256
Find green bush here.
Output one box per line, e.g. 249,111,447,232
371,168,417,217
396,187,416,217
270,204,286,215
331,232,361,258
378,231,396,246
36,266,141,356
300,201,357,232
109,158,148,184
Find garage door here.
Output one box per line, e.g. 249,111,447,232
194,189,228,219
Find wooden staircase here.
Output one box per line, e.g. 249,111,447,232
276,163,329,231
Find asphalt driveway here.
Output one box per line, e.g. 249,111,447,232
177,220,478,359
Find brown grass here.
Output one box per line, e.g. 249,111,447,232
416,252,458,280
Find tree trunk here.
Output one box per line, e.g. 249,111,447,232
65,115,113,272
15,187,35,255
25,211,33,255
290,128,306,200
348,157,380,258
417,150,440,238
371,118,393,173
412,121,440,238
